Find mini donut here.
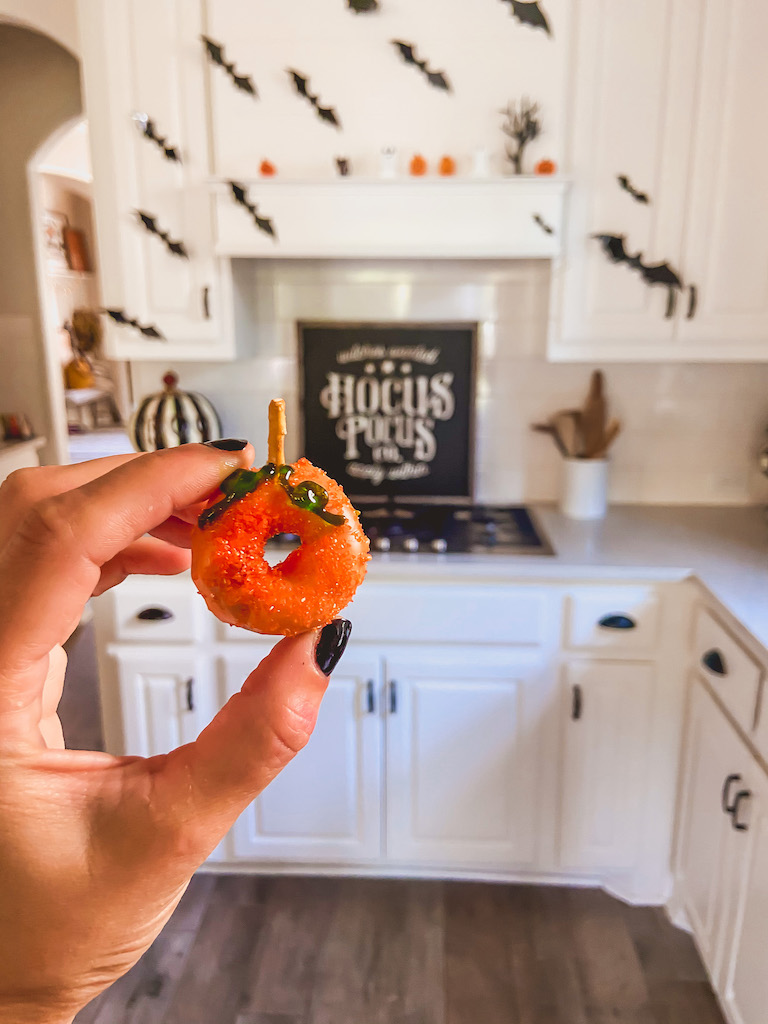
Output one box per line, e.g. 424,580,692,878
191,400,369,636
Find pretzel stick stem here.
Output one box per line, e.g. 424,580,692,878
268,399,287,465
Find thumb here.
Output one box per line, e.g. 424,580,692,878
152,619,351,862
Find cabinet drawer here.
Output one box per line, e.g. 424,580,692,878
112,579,211,643
694,607,763,734
565,587,660,652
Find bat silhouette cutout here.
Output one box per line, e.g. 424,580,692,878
103,309,165,340
532,213,554,235
617,175,650,204
132,113,181,163
501,1,552,36
347,0,379,11
202,36,257,97
134,211,189,259
229,182,277,239
286,70,341,128
593,233,684,316
391,40,451,92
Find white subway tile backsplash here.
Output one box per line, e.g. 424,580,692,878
130,259,768,506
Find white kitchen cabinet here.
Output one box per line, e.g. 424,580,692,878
554,0,768,361
223,648,383,864
111,647,217,758
78,0,233,361
558,660,656,871
385,647,552,869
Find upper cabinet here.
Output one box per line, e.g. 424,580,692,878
78,0,234,361
553,0,768,362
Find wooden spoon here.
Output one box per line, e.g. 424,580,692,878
581,370,607,458
591,418,621,459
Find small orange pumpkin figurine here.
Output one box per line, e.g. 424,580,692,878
409,154,428,176
535,158,556,176
438,155,456,176
260,159,277,176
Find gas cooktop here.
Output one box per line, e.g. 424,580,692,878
356,504,554,555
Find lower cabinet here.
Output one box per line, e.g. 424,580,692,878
675,679,766,1017
558,660,657,871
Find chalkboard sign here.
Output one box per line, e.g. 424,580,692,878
299,322,475,499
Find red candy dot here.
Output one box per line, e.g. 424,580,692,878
163,371,178,389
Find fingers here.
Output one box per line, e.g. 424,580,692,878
149,623,350,866
0,443,253,748
94,536,192,596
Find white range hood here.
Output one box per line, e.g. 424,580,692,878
212,178,568,261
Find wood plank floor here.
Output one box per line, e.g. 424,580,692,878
64,624,725,1024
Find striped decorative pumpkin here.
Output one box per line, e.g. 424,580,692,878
128,372,222,451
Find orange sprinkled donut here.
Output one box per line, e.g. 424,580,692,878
191,400,369,636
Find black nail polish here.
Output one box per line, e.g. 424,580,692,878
315,619,352,676
204,438,248,451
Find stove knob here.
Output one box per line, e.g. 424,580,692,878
430,538,448,553
374,536,391,552
403,537,420,552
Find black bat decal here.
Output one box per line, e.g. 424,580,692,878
202,36,257,97
102,309,165,340
532,213,554,235
617,175,650,204
134,211,189,259
391,40,451,92
501,1,552,36
229,181,277,239
593,233,684,317
286,70,341,128
132,113,181,163
347,0,379,11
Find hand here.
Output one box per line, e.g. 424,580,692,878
0,445,348,1023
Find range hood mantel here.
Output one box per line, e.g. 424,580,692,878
213,178,568,261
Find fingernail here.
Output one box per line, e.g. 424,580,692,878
204,438,248,451
315,619,352,676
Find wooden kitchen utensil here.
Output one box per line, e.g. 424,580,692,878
591,418,621,459
581,370,607,458
531,421,568,457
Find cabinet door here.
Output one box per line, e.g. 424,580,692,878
675,680,748,976
225,649,382,863
554,0,702,358
385,648,551,868
79,0,231,360
558,660,656,871
113,649,216,757
675,0,768,355
722,771,768,1024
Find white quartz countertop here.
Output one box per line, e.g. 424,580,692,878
365,504,768,652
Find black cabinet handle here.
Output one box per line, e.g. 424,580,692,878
721,773,742,814
366,680,375,714
687,284,698,319
136,606,174,621
572,684,583,721
598,613,637,630
389,680,398,714
702,648,727,676
202,286,210,319
665,287,678,319
730,790,751,831
185,677,195,712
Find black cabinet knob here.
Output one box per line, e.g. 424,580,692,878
366,680,375,714
721,773,742,814
185,677,195,712
571,684,583,721
389,681,398,714
702,648,727,675
598,613,637,630
136,606,174,621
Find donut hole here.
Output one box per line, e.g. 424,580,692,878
263,531,302,567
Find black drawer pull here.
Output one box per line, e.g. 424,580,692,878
136,606,174,621
687,284,698,319
202,285,210,319
185,677,195,712
389,680,398,714
572,683,583,721
366,680,375,714
721,773,742,814
731,790,751,831
598,614,637,630
702,648,727,675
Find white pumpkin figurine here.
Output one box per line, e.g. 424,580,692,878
128,371,222,451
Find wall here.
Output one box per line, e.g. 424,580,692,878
131,260,768,507
0,22,81,462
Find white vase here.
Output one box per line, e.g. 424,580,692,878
560,458,609,520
